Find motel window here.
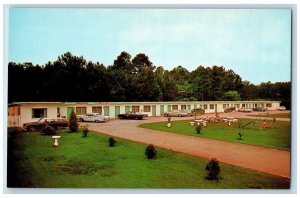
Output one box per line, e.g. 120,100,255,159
76,107,87,115
181,105,186,110
92,106,102,114
143,106,151,112
223,104,226,109
203,104,208,110
210,104,214,110
132,106,140,112
242,104,245,107
32,108,47,118
266,103,272,107
236,104,240,108
57,107,60,117
172,105,178,110
227,104,229,108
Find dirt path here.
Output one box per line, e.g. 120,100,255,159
86,112,290,179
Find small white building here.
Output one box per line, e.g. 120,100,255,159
7,100,281,127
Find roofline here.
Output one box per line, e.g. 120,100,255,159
8,100,282,106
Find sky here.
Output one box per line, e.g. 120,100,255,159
8,8,291,84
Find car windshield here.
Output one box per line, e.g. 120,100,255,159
37,118,46,122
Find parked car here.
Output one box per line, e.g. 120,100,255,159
164,109,192,117
252,107,268,112
278,106,286,111
118,111,148,120
224,107,236,113
23,118,68,131
77,113,108,123
238,108,253,113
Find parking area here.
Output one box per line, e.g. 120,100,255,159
83,110,291,178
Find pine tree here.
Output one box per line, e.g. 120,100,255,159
69,111,79,132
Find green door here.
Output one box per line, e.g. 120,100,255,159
187,105,191,110
167,105,172,112
125,106,130,113
194,104,197,109
152,105,156,116
115,106,120,117
160,105,164,115
104,106,109,116
215,104,218,112
67,107,74,119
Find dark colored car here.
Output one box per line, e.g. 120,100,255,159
252,107,268,112
23,118,69,131
117,111,148,120
224,107,236,113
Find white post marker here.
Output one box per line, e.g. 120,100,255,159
52,136,61,147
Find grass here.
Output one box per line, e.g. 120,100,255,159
247,113,291,119
7,129,290,189
139,118,291,151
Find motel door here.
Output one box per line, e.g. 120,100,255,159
103,106,110,116
152,105,156,116
215,104,217,112
160,105,164,115
125,106,130,113
67,107,74,119
115,106,120,118
167,105,172,112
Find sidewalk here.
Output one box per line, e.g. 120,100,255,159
87,115,290,179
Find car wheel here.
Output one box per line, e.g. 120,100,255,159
95,120,100,123
29,127,36,132
79,118,84,122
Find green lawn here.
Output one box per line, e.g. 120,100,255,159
247,113,291,119
140,118,291,151
7,129,289,189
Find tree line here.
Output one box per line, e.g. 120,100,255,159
8,51,291,109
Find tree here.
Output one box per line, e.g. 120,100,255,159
224,91,241,101
69,111,79,132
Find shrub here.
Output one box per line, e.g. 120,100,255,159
195,124,202,134
205,158,221,181
41,125,57,135
69,111,79,132
108,136,116,147
145,144,157,159
238,132,243,140
82,125,89,137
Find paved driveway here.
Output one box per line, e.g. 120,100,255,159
85,111,291,178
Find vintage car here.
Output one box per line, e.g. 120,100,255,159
238,108,253,113
77,113,108,123
164,109,192,117
23,118,69,131
224,107,236,113
278,106,286,111
252,107,268,112
117,111,148,120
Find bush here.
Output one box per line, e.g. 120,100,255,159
82,125,89,137
69,111,79,132
108,136,116,147
195,124,202,134
145,144,157,159
41,125,57,135
205,158,221,181
238,132,243,140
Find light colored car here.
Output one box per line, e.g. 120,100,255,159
238,108,253,113
77,113,107,122
278,106,286,111
164,109,192,117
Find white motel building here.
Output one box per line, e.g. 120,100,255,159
8,100,281,127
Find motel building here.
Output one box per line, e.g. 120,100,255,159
8,101,281,127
